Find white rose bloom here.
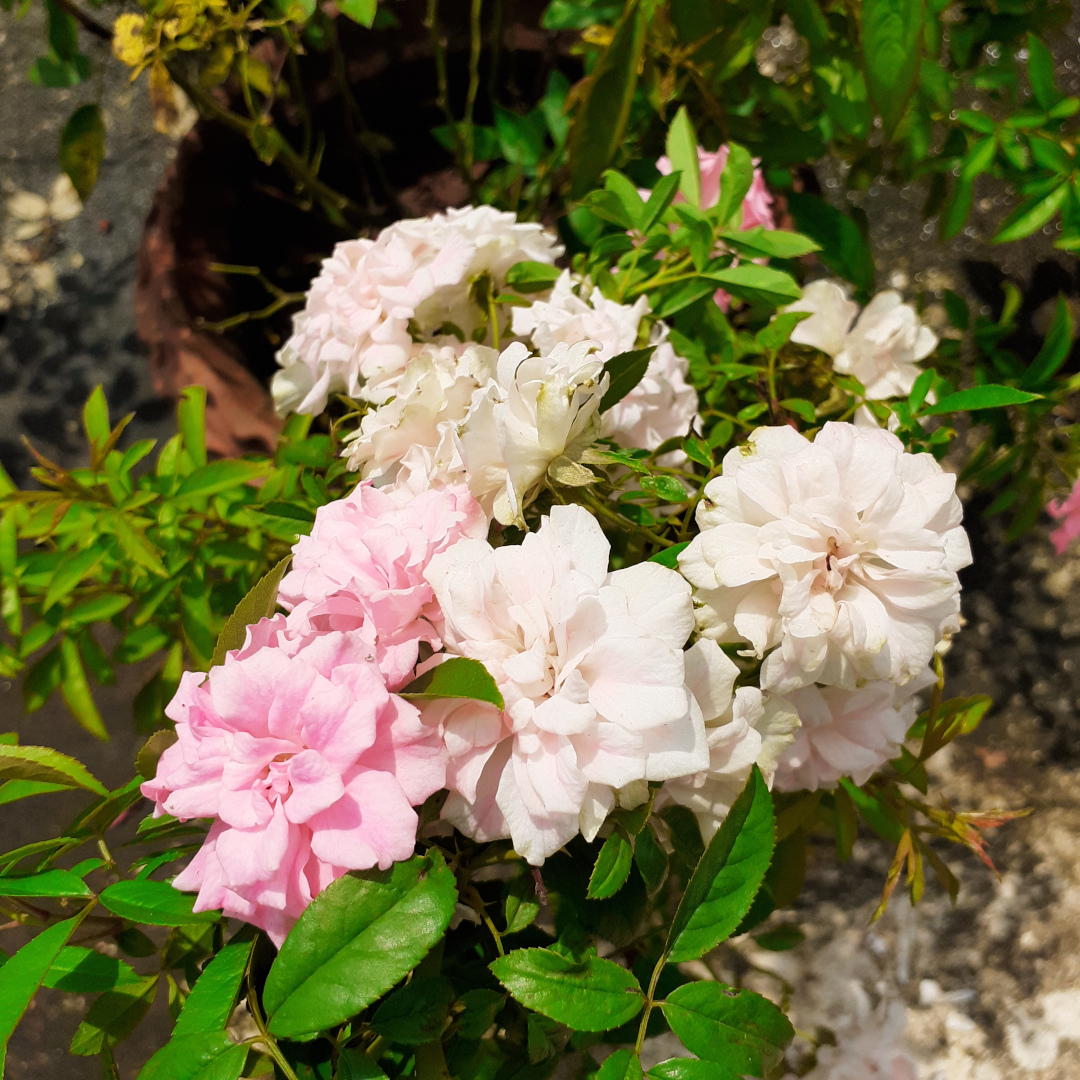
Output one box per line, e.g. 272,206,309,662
272,206,562,416
774,666,936,791
512,273,700,456
677,422,971,693
421,503,709,865
656,639,800,840
802,1001,917,1080
786,279,937,401
341,344,497,490
459,340,607,527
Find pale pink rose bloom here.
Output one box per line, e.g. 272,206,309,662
277,481,487,690
1047,479,1080,554
272,206,562,416
774,667,935,791
679,422,971,693
143,617,446,946
422,503,708,864
656,144,776,311
656,639,799,839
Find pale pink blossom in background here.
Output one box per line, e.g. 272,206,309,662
773,667,936,791
423,503,708,864
657,638,800,839
678,422,971,693
278,481,487,690
143,617,446,946
272,206,561,416
1047,479,1080,553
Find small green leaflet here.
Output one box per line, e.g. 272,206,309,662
861,0,923,136
210,556,291,668
338,0,377,26
99,880,221,926
648,541,690,570
601,347,656,413
0,869,93,899
666,106,701,208
44,947,141,994
69,974,159,1056
506,261,562,293
707,265,802,307
1021,295,1073,389
136,1032,246,1080
172,936,254,1037
0,744,107,794
588,830,633,899
400,656,505,710
920,385,1041,415
491,947,644,1031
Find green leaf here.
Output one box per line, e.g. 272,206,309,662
44,548,105,612
137,729,179,780
604,170,646,231
1022,294,1073,389
338,0,377,25
666,106,701,208
175,461,268,504
263,853,457,1038
667,767,775,963
70,975,159,1056
648,541,690,570
633,822,668,895
861,0,923,136
0,779,68,807
504,874,540,935
210,556,290,668
506,261,562,294
568,0,648,198
110,516,168,577
0,744,107,794
82,385,110,448
707,266,802,307
786,193,874,295
652,278,719,319
600,347,656,412
640,476,689,504
490,948,644,1032
0,910,89,1074
647,1056,742,1080
337,1048,389,1080
661,982,793,1076
372,976,454,1044
137,1032,245,1080
780,398,816,425
714,143,754,228
753,926,804,952
178,387,208,469
0,869,93,899
399,656,505,710
456,988,505,1041
1027,32,1058,111
588,830,633,899
60,104,106,202
597,1049,643,1080
173,936,254,1037
641,173,683,233
920,385,1041,415
60,635,108,740
993,182,1069,244
718,229,821,260
99,880,220,926
44,948,140,994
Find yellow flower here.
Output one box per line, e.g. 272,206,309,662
112,13,148,67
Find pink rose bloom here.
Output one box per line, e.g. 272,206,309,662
1047,479,1080,554
656,144,775,311
143,617,446,946
278,482,487,690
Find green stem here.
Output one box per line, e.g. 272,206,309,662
426,0,477,199
581,489,674,549
634,954,667,1055
464,0,484,175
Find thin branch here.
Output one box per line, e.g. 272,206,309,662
53,0,112,40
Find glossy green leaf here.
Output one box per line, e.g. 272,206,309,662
666,107,701,208
633,822,669,895
372,976,454,1044
600,347,656,412
175,461,268,505
137,729,179,781
178,387,208,469
0,911,89,1074
662,982,793,1076
99,880,220,926
0,743,107,794
337,1048,389,1080
506,261,562,294
993,182,1069,244
597,1049,643,1080
137,1032,246,1080
490,947,644,1032
667,767,775,963
0,869,93,899
648,542,690,571
173,936,254,1037
568,0,647,198
707,265,802,307
588,830,633,900
263,854,457,1038
82,384,110,448
1021,294,1073,389
338,0,376,25
210,556,290,668
70,975,159,1056
647,1057,741,1080
44,947,140,994
60,104,106,201
60,635,108,740
714,143,754,229
861,0,924,136
0,779,68,806
1027,32,1058,110
920,385,1041,415
400,656,505,710
604,170,646,231
504,874,540,935
641,173,683,233
718,229,820,260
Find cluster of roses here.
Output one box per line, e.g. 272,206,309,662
144,169,970,947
